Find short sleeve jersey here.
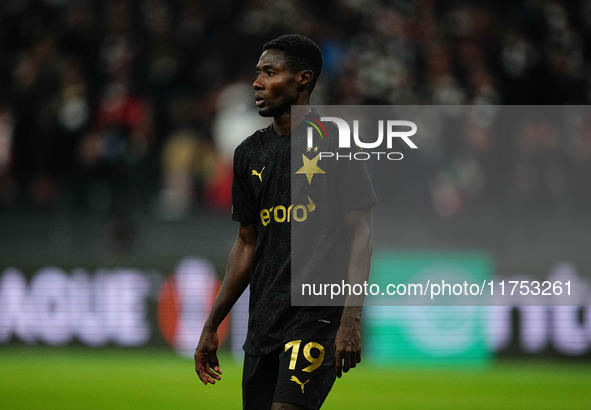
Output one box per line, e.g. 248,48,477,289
232,112,377,356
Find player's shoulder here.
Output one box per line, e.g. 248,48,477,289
306,108,339,137
235,124,273,154
309,108,337,129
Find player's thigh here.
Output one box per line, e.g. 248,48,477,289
242,351,279,410
273,339,336,410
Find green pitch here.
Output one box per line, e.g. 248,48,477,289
1,347,590,409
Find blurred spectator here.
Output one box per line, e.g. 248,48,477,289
158,129,215,219
0,103,17,206
0,0,590,218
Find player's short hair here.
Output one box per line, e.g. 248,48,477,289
263,34,323,93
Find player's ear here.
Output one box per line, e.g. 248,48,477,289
297,70,314,90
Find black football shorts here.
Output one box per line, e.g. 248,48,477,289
242,339,336,410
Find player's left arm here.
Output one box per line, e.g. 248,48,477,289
335,207,373,378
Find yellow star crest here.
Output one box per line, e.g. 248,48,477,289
296,153,325,185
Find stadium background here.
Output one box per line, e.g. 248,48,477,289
1,0,590,409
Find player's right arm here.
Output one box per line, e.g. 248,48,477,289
194,222,256,385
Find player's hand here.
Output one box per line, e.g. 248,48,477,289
194,327,222,385
334,318,362,378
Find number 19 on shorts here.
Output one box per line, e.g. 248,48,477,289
285,340,325,372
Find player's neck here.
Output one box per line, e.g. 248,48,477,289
272,111,292,137
273,95,310,137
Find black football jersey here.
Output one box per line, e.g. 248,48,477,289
232,111,377,356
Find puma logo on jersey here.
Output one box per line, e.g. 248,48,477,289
260,196,315,226
290,376,310,394
251,167,265,182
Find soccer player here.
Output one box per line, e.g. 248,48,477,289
195,34,376,410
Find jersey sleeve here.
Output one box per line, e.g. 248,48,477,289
231,144,257,224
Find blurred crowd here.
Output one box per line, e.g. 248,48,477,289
1,0,590,219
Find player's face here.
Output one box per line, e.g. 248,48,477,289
253,50,299,117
